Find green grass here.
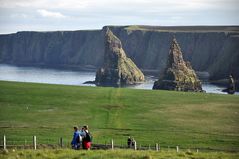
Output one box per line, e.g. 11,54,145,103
0,81,239,151
1,149,239,159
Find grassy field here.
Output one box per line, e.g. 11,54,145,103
0,81,239,151
1,149,239,159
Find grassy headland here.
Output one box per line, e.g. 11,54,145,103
1,149,239,159
0,81,238,151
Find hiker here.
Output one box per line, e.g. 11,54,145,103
82,125,92,150
71,126,80,150
131,138,136,147
80,126,86,137
77,126,86,149
127,137,132,148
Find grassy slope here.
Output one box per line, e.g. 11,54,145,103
0,81,239,151
124,25,239,33
1,149,239,159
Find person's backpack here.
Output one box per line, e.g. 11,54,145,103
76,134,82,143
85,132,92,142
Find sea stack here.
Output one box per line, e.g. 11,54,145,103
95,27,144,87
222,75,236,94
153,37,202,92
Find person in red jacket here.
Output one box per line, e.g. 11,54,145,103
82,125,92,150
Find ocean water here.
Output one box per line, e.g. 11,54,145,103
0,64,237,95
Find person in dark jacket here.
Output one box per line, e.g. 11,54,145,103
71,126,80,150
82,125,92,150
127,137,132,148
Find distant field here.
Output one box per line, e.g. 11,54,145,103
124,25,239,32
0,81,239,151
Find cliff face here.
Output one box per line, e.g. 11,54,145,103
0,30,104,69
153,37,202,91
95,28,144,86
0,26,239,81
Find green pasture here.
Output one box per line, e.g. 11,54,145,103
0,81,238,151
1,149,239,159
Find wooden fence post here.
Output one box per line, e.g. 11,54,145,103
60,137,63,148
134,141,137,150
197,149,199,153
176,146,179,152
159,144,160,151
33,136,37,150
3,135,6,150
155,143,159,151
111,139,114,150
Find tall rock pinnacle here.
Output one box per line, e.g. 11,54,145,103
153,37,202,92
95,27,144,86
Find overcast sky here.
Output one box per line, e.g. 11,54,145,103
0,0,239,34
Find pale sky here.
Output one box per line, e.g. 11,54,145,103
0,0,239,34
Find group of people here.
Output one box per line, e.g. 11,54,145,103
71,125,92,150
72,127,139,150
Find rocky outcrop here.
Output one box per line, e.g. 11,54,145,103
153,37,202,92
95,28,144,86
0,25,238,81
222,75,236,94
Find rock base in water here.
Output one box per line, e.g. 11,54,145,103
95,27,144,87
153,37,202,92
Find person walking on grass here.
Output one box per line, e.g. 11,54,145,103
71,126,80,150
77,125,87,149
82,125,92,150
127,136,132,148
131,138,136,147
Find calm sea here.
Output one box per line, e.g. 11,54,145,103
0,64,236,95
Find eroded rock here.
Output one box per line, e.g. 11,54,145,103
153,37,202,92
95,27,144,87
